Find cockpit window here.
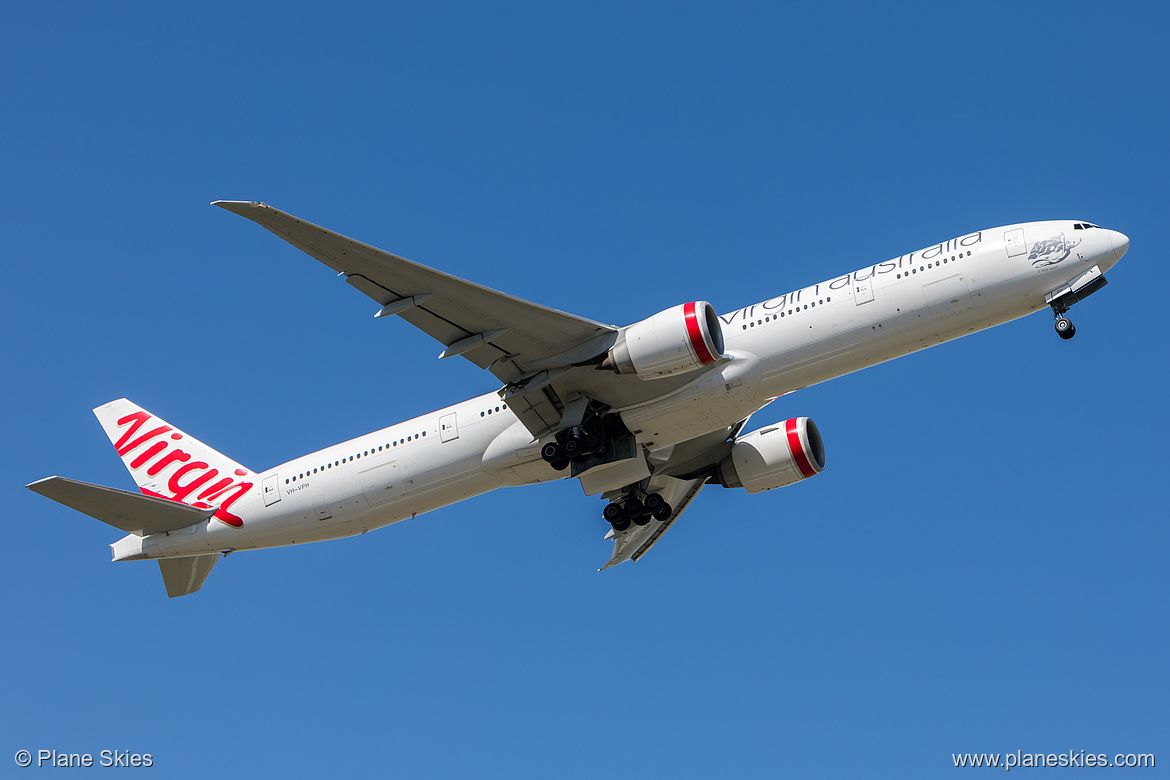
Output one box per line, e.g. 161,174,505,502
1073,223,1099,230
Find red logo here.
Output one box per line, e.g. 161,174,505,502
113,411,252,527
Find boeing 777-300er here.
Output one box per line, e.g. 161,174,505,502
27,203,1130,596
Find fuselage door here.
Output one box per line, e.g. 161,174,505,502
359,460,405,507
923,274,974,320
853,278,875,305
1005,228,1027,257
262,474,282,507
440,412,459,442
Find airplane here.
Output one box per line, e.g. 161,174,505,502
27,203,1130,596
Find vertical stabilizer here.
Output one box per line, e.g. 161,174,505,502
93,399,256,527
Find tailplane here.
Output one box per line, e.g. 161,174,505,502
27,476,215,536
28,400,253,598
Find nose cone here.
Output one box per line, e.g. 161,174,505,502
1109,230,1130,263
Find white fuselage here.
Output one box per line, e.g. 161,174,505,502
114,221,1125,561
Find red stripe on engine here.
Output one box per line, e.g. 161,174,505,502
786,418,818,479
683,302,716,365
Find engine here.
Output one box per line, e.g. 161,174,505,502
715,417,826,493
601,301,725,380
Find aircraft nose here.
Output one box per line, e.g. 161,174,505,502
1109,230,1130,262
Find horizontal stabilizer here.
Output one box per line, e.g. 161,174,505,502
159,554,221,598
27,476,214,536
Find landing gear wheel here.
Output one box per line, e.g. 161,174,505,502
643,493,664,512
541,442,564,463
612,516,632,532
603,503,626,524
652,502,673,521
634,512,651,526
623,496,644,518
562,434,582,458
550,458,570,471
583,433,603,454
1055,317,1075,340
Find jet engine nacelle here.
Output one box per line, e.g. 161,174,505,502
602,301,725,380
716,417,826,493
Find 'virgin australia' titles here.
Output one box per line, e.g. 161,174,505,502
722,231,985,325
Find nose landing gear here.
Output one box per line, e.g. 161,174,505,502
1049,296,1077,341
1046,265,1109,341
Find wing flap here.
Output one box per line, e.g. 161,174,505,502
214,201,615,381
27,476,214,536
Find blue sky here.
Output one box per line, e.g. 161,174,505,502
3,2,1166,777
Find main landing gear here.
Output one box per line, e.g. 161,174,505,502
540,429,606,471
602,492,672,532
540,401,624,472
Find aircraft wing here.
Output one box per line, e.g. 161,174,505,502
600,476,705,570
214,201,616,385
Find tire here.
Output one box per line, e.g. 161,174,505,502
603,503,626,524
644,493,664,512
541,442,563,463
550,458,570,471
623,496,644,517
634,513,651,526
1054,317,1072,334
562,435,582,458
612,516,632,532
652,502,673,521
583,433,603,454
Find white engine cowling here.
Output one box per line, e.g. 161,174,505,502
717,418,826,493
602,301,725,380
